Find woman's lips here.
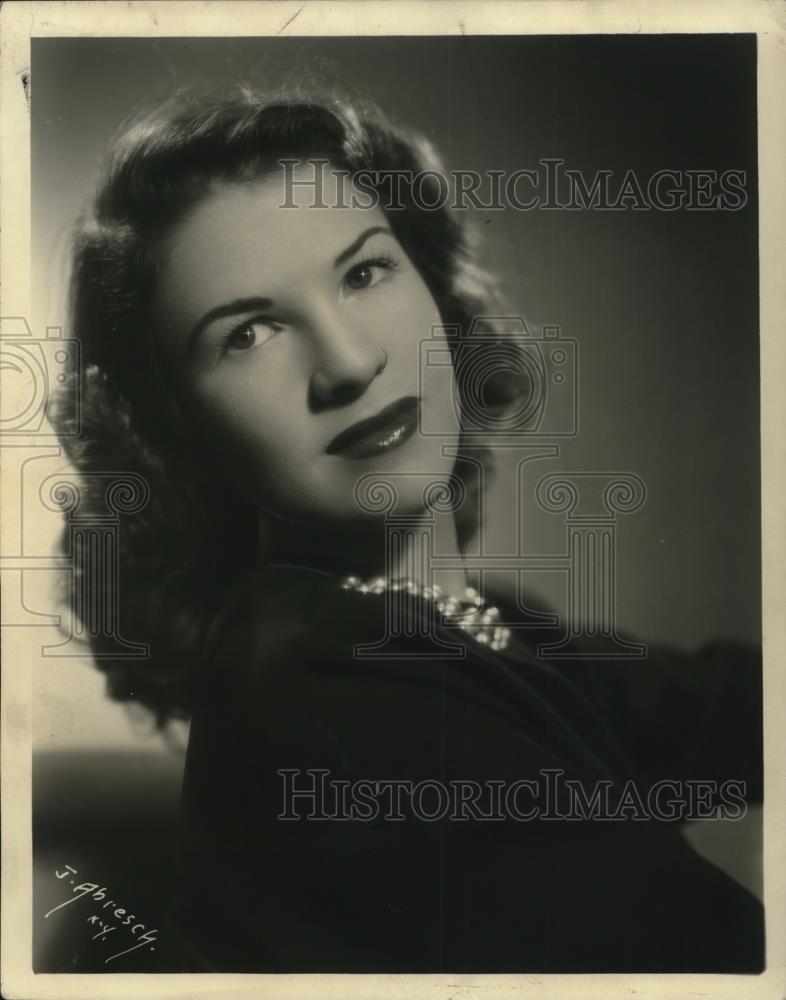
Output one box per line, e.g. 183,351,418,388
325,395,420,460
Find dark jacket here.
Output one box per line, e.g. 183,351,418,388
169,563,764,973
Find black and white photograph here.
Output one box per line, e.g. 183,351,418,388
1,2,785,998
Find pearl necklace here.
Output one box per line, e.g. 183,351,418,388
339,575,512,652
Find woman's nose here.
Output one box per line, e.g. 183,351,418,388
308,309,388,407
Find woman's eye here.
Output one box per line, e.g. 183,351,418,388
223,319,280,355
342,257,397,296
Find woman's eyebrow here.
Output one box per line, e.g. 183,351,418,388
333,226,393,268
188,296,273,354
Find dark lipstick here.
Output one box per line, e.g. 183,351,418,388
325,396,420,460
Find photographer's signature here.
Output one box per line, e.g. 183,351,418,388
44,864,158,963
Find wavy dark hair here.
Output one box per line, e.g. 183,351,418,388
50,83,530,730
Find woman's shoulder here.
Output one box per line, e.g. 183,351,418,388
207,563,370,670
202,562,454,709
198,565,550,733
191,563,384,764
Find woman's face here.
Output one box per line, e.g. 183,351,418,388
152,166,460,526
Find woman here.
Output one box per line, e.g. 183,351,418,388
52,84,764,973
